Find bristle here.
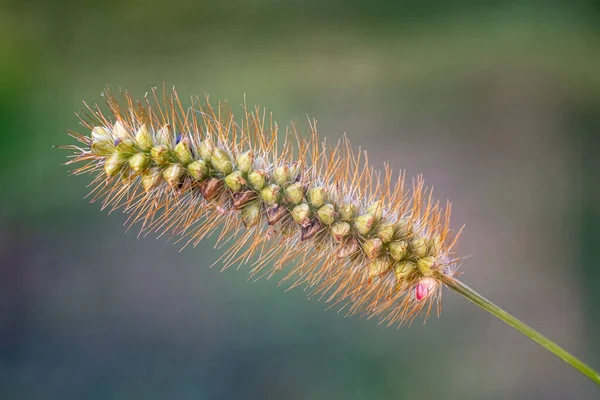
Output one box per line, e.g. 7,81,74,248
62,86,462,326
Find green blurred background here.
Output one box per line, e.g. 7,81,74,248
1,1,599,399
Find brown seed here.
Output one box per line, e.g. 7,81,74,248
232,190,257,210
199,177,223,200
267,204,288,225
336,239,359,259
301,219,322,241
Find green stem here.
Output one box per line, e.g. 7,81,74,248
440,274,600,385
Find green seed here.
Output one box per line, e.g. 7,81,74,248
394,261,416,281
331,221,351,242
410,236,428,258
91,126,114,156
285,182,305,205
377,221,395,243
128,153,150,173
260,184,280,205
273,165,291,186
187,160,208,181
198,139,214,162
225,171,246,192
289,162,301,182
91,139,114,156
241,200,261,228
211,148,233,175
363,238,383,260
338,203,357,221
366,201,383,223
116,138,136,154
389,240,408,261
368,256,391,278
236,150,254,174
316,204,335,225
307,186,327,208
291,203,311,226
112,121,131,141
134,124,153,150
142,167,162,191
394,217,413,238
248,170,267,190
354,213,375,236
429,233,443,255
163,164,185,187
156,124,172,145
104,152,127,177
174,139,193,165
417,256,435,276
150,145,170,165
91,126,111,141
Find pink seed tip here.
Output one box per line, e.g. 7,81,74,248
416,282,428,300
415,277,438,301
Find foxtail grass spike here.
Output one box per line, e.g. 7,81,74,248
61,86,599,385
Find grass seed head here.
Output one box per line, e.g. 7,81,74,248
62,86,462,326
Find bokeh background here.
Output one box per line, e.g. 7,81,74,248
1,1,599,399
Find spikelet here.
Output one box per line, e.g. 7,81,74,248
62,87,464,326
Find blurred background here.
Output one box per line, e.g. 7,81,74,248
1,1,599,399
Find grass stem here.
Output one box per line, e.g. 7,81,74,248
440,275,600,385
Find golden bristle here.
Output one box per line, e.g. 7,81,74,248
63,86,463,326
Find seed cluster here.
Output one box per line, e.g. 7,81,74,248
64,88,462,325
